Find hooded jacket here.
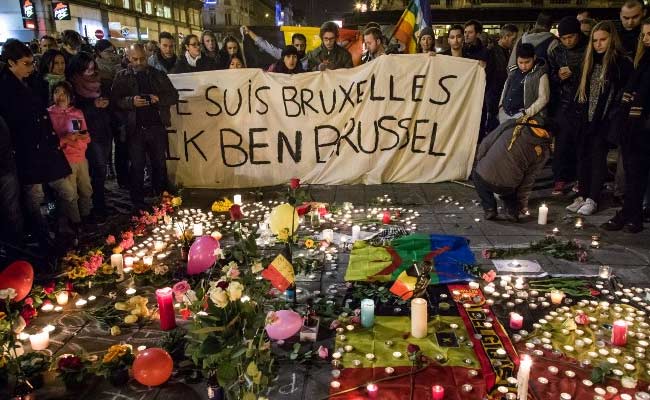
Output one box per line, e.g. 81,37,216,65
475,117,552,196
47,104,91,164
508,30,559,68
500,58,550,121
305,44,353,71
547,33,588,114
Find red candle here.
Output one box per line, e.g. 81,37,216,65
382,211,391,224
432,385,444,400
156,287,176,331
510,312,523,330
611,320,628,346
366,383,378,398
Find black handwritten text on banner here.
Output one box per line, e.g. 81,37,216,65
166,54,485,188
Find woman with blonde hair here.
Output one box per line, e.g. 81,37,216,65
566,21,633,216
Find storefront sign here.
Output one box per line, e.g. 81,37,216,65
19,0,36,29
51,1,71,20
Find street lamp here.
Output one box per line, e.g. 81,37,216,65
355,2,362,10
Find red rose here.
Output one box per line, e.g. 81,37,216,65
290,178,300,190
229,204,243,221
180,308,191,320
20,304,37,326
407,343,420,354
575,314,589,325
216,280,229,290
43,281,55,295
58,356,82,370
65,282,74,292
296,204,311,216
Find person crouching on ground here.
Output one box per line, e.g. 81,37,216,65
48,81,92,234
473,116,552,222
498,43,550,124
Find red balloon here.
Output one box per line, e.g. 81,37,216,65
132,348,173,386
0,261,34,302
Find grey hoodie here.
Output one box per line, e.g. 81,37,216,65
508,30,559,69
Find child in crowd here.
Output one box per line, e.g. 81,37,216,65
499,43,550,123
47,81,92,231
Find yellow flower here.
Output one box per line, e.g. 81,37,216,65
171,197,182,207
211,198,233,212
277,228,289,241
304,239,315,249
110,326,121,336
101,264,114,275
0,311,6,320
68,266,88,279
124,315,138,324
112,246,123,254
251,262,263,274
133,262,149,274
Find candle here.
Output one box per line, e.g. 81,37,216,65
351,225,360,241
361,299,375,328
552,227,560,235
431,385,445,400
156,287,176,331
233,194,242,205
75,299,87,308
55,291,69,305
612,320,628,346
29,330,49,350
411,298,428,338
193,223,204,237
143,255,154,266
322,229,334,242
517,355,532,400
550,290,564,305
124,256,134,269
469,281,480,290
575,218,583,229
154,240,165,252
126,287,136,296
599,265,611,279
515,277,524,290
538,204,548,225
367,383,378,398
510,313,523,330
382,211,391,224
110,253,124,276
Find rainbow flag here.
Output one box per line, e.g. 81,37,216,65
262,252,295,292
391,0,432,54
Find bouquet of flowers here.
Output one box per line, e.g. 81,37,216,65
95,344,134,385
56,354,92,389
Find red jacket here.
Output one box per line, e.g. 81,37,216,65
47,104,90,164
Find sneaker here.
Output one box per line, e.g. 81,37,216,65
601,211,624,231
566,196,586,213
577,198,597,215
552,181,566,195
484,209,497,220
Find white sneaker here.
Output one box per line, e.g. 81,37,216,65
566,196,585,213
577,198,597,215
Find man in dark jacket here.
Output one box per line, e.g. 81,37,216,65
548,17,588,195
112,44,179,212
463,20,489,64
148,31,177,74
485,24,519,133
473,116,552,221
305,22,353,71
508,12,558,68
617,0,646,57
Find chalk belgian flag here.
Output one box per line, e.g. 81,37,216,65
391,0,432,54
262,252,295,292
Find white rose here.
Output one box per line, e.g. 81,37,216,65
154,264,169,275
209,287,229,308
184,289,198,304
227,281,244,301
0,288,16,301
251,262,263,274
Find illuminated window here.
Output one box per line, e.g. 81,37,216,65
163,6,171,18
225,13,231,25
135,0,142,11
123,0,130,8
145,0,152,14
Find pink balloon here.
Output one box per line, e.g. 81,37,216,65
265,310,303,340
187,236,220,275
0,261,34,302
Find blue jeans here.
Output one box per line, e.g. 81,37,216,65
86,138,111,213
128,125,168,207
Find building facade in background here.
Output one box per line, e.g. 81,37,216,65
1,0,204,47
202,0,293,39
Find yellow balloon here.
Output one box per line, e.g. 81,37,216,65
269,204,299,235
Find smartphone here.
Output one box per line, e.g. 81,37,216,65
71,119,82,131
141,94,151,104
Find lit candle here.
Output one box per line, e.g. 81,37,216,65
510,313,523,330
351,225,360,241
469,281,480,290
599,265,611,279
124,256,134,269
515,277,524,290
55,291,69,305
361,299,375,328
143,255,154,266
552,227,560,235
233,194,242,205
612,320,628,346
431,385,445,400
411,298,428,338
156,287,176,331
110,253,124,276
574,218,583,229
75,299,87,308
538,204,548,225
550,290,564,305
126,287,136,296
517,355,532,400
367,383,378,398
29,330,49,350
322,229,334,242
154,240,165,252
193,223,203,237
41,302,54,312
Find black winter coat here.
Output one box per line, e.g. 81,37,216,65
547,34,588,114
170,54,218,74
0,67,70,184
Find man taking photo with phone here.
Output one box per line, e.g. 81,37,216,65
111,43,179,212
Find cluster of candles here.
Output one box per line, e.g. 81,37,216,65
17,324,56,351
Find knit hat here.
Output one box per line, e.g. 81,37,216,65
95,39,113,53
419,27,434,39
558,16,581,36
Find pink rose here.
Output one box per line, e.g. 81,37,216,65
353,308,361,317
482,270,497,283
318,345,328,359
227,266,241,279
575,314,589,325
482,249,492,259
290,178,301,190
173,281,191,301
24,297,33,306
329,319,341,330
105,235,116,245
350,316,360,325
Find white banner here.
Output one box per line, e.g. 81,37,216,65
167,54,485,188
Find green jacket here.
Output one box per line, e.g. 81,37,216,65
305,44,353,71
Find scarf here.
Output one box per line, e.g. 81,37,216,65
44,73,65,89
185,51,201,68
156,52,177,72
71,73,101,99
96,54,122,81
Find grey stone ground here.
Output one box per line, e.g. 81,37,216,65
9,170,650,400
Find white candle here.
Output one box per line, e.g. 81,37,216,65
193,223,203,237
599,265,611,279
233,194,242,205
469,281,480,290
126,288,137,296
322,229,334,242
55,291,69,305
143,255,154,266
517,354,532,399
154,240,165,252
124,256,134,269
550,290,565,305
110,253,124,276
351,225,360,241
29,330,49,350
515,277,524,290
538,204,548,225
41,302,54,312
75,299,87,308
411,298,428,338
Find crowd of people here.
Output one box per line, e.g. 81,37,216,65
0,0,649,261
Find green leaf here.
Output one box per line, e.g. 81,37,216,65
231,347,247,359
191,326,225,334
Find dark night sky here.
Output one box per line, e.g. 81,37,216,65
290,0,354,23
